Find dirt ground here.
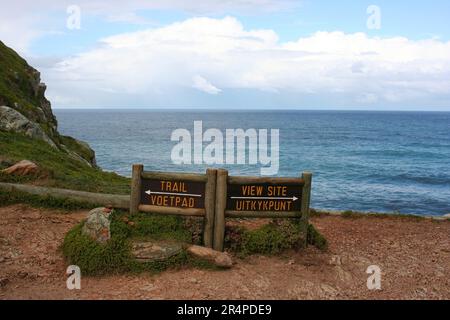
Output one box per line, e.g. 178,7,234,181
0,204,449,300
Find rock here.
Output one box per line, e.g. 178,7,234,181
0,42,98,167
0,106,57,148
2,160,39,176
0,278,9,288
329,255,342,266
187,245,233,268
131,241,183,262
81,207,113,244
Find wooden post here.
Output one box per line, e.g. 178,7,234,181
213,169,228,252
300,172,312,219
300,171,312,247
203,168,217,248
130,164,143,214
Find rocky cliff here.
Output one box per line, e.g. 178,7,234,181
0,41,96,167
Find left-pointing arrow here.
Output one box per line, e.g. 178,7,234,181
145,190,202,197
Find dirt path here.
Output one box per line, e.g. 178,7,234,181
0,204,449,300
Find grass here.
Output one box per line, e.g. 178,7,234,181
0,40,56,136
0,188,99,211
225,219,327,257
340,210,426,221
62,210,210,275
62,210,327,275
0,131,130,194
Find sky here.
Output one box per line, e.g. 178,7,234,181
1,0,450,110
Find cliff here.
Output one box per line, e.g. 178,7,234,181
0,40,96,167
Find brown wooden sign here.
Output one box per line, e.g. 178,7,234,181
213,171,312,252
226,183,302,212
129,165,312,253
140,179,205,209
130,165,217,248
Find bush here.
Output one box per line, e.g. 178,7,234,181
63,212,329,275
62,210,195,275
225,219,326,256
307,223,328,251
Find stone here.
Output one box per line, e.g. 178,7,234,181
2,160,39,176
81,207,113,244
0,278,9,288
0,106,57,148
329,255,342,266
187,245,233,268
131,241,183,262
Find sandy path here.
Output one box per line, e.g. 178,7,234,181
0,204,449,300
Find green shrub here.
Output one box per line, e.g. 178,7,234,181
307,223,328,251
225,219,316,256
62,223,132,275
62,211,196,275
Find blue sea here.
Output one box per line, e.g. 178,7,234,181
54,110,450,216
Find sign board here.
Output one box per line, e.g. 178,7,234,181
140,179,205,209
227,183,302,212
130,165,217,248
129,165,312,252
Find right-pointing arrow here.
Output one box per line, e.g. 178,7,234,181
230,196,299,201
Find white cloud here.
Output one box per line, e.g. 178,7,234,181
45,17,450,107
0,0,296,53
193,76,222,95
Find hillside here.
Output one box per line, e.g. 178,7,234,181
0,40,129,194
0,40,96,166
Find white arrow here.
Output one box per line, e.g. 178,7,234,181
145,190,202,198
230,196,298,201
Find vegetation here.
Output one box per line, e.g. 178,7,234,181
0,188,98,211
340,209,426,221
0,40,45,127
62,211,206,275
62,210,326,275
225,219,327,257
0,131,130,194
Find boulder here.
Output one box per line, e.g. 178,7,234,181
187,245,233,268
131,241,183,263
2,160,39,176
81,207,113,244
0,105,57,148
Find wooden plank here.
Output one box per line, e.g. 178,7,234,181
228,176,304,185
138,205,205,216
227,183,302,212
300,172,312,219
213,169,228,252
0,182,130,209
300,171,312,248
203,168,217,248
130,164,143,214
141,171,207,182
225,210,302,218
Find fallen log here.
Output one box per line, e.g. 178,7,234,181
0,182,130,209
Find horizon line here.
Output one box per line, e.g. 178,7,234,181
52,107,450,112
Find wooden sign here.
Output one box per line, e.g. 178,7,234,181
130,165,217,248
227,183,302,212
213,170,312,251
129,164,312,252
140,179,205,209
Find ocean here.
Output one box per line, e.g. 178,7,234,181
54,110,450,216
